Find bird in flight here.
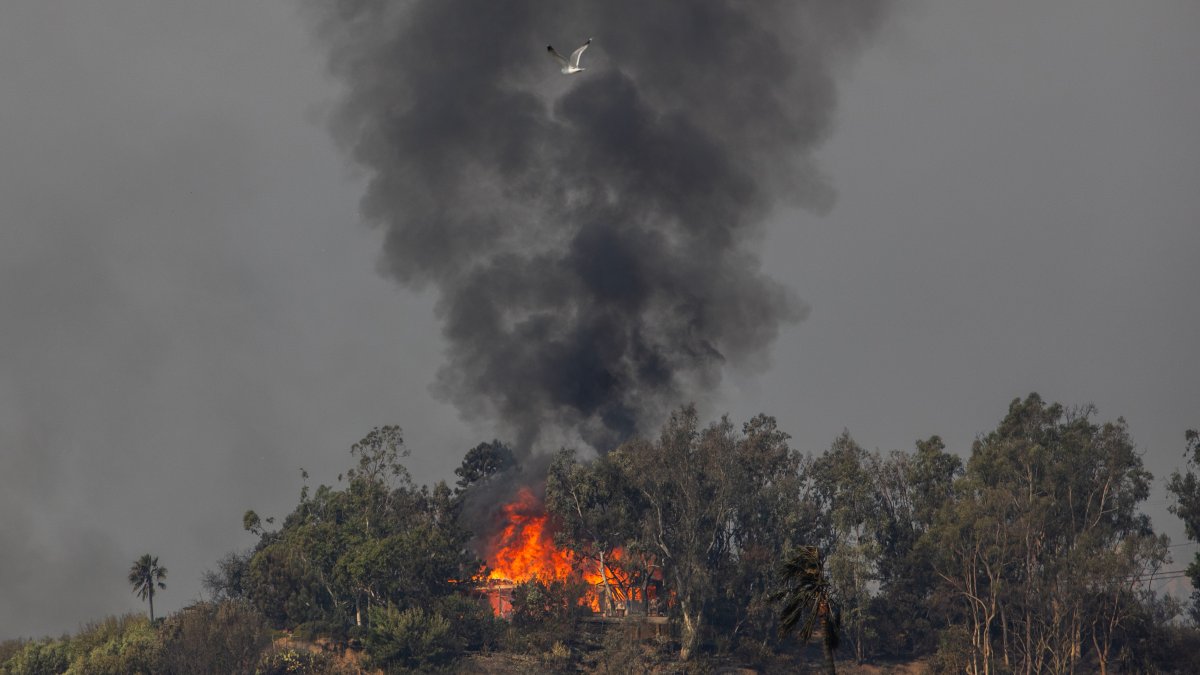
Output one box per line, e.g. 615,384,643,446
547,38,592,74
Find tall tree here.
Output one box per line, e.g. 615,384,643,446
721,414,809,645
545,448,638,617
608,406,800,660
928,394,1159,674
128,554,167,622
775,545,840,675
867,437,962,657
609,407,731,660
1167,428,1200,624
808,431,881,663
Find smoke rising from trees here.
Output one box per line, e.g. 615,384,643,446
306,1,889,451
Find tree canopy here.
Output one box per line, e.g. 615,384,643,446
17,398,1191,674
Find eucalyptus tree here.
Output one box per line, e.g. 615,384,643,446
608,406,736,660
722,414,808,644
240,426,481,632
128,554,167,622
928,394,1160,674
545,448,640,616
1167,429,1200,624
607,406,802,660
868,436,962,657
807,432,880,662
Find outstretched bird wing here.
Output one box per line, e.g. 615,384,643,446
569,39,592,68
547,45,569,67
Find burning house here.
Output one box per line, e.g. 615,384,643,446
473,486,663,621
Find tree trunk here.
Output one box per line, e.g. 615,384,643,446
149,592,155,623
1001,604,1010,669
640,574,651,615
599,549,612,617
679,597,702,661
822,616,838,675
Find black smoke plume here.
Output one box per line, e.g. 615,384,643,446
305,1,888,451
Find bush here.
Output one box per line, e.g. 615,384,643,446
0,640,26,669
365,605,458,672
432,594,504,653
159,600,271,675
928,625,973,675
3,640,70,675
592,621,676,675
292,619,349,646
506,578,589,653
61,614,161,675
255,646,343,675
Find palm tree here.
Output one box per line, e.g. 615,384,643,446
774,545,840,675
128,554,167,621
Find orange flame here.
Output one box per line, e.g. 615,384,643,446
480,486,659,617
486,487,574,582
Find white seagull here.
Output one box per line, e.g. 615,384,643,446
547,38,592,74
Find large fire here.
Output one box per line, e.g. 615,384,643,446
479,486,658,618
486,487,574,583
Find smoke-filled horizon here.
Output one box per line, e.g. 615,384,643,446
305,2,888,451
2,0,1197,641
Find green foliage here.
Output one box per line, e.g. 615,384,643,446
245,541,334,628
928,625,973,675
364,605,457,672
1167,428,1200,623
509,578,588,636
158,600,271,675
807,432,878,663
454,440,517,492
545,448,632,565
1116,615,1200,674
343,425,410,488
925,394,1164,673
773,545,840,674
254,646,342,675
866,437,961,657
797,432,963,662
582,624,674,675
545,447,654,620
0,641,23,669
605,407,803,660
1,640,69,675
0,615,162,675
172,407,1192,670
244,510,263,535
240,426,482,635
291,620,349,645
431,594,505,653
774,546,836,645
202,550,252,601
63,614,161,675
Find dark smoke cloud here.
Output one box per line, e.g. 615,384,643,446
306,1,888,451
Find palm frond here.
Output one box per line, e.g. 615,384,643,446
773,545,839,651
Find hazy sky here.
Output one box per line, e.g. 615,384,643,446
2,0,1197,639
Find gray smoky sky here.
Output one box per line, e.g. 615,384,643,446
304,1,887,451
2,0,1198,639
